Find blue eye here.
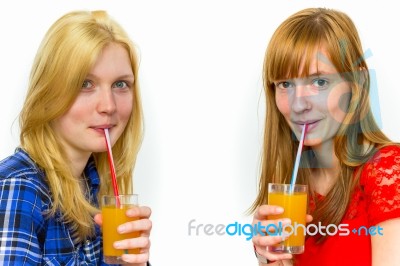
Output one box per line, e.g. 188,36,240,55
312,78,329,89
113,81,128,89
82,80,94,89
276,81,294,90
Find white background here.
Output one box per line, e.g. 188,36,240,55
0,1,399,265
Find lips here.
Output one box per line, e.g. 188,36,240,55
91,124,114,129
293,120,321,132
90,124,115,134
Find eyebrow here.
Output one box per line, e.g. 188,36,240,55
86,73,135,80
308,71,335,77
274,71,336,81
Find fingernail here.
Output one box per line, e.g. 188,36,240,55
118,225,126,233
276,207,284,213
281,218,291,225
114,241,122,248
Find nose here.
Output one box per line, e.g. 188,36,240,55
291,85,311,114
97,88,116,115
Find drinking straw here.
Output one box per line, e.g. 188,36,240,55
290,124,307,192
104,129,128,254
104,128,120,199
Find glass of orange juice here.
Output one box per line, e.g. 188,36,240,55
102,194,140,264
267,183,308,254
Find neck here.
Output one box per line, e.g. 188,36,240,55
67,151,91,178
311,140,338,168
310,140,340,195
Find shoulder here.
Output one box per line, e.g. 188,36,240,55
0,148,50,207
0,150,51,264
359,145,400,225
0,148,45,183
368,145,400,166
360,145,400,183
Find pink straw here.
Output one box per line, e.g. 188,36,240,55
290,123,308,192
103,128,120,199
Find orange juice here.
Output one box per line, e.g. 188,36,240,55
267,184,307,254
102,205,140,256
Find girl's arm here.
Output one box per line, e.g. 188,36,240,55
371,218,400,266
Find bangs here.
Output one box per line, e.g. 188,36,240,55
266,22,326,82
264,8,362,87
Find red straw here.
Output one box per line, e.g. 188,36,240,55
103,128,120,200
104,130,127,254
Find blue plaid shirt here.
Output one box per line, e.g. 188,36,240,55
0,148,119,265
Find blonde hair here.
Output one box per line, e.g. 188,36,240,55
19,10,143,242
251,8,394,240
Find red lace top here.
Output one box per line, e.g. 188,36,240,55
295,145,400,266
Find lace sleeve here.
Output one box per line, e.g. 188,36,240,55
360,145,400,226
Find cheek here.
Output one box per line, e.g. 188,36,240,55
117,95,133,121
275,93,291,117
51,106,85,141
327,85,351,123
55,100,87,129
66,95,94,118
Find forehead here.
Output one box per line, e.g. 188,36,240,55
272,43,339,82
297,45,338,77
89,43,133,76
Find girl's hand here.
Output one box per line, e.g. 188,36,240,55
94,206,152,265
252,205,293,264
252,205,312,265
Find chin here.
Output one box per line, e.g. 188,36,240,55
88,143,108,153
304,138,322,148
